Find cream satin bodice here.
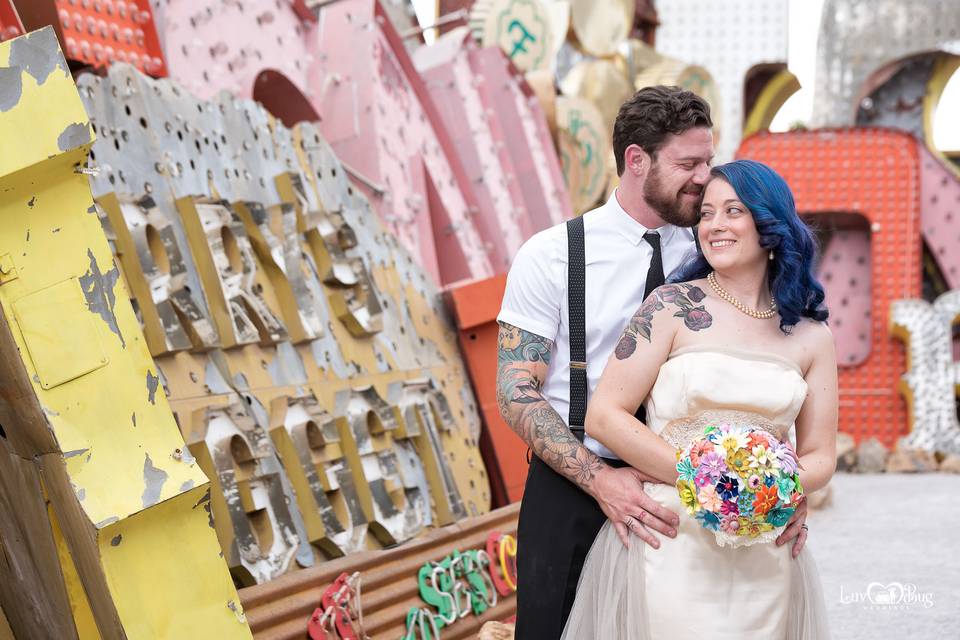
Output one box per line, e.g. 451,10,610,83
645,346,809,435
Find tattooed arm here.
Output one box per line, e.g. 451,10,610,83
496,322,605,490
588,284,713,483
497,321,679,547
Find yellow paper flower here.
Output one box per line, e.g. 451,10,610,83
727,449,752,478
677,479,699,514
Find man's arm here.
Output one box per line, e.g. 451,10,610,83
496,322,604,489
495,321,678,547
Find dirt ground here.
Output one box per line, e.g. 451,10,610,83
806,472,959,639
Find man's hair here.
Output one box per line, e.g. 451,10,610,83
613,85,713,176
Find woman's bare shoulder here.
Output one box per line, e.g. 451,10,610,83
790,318,836,370
792,317,833,342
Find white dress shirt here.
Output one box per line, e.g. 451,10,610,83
497,191,697,459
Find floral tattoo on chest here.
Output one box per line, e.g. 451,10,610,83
614,284,712,360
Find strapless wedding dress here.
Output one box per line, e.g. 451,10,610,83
561,346,831,639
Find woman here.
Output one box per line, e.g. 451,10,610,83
562,160,837,639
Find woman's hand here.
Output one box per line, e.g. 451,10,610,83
775,496,809,558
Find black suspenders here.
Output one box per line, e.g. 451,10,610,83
566,217,588,439
566,216,656,445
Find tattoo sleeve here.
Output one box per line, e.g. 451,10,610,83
496,322,605,492
614,283,713,360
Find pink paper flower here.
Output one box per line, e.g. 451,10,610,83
689,441,713,467
699,451,728,480
698,485,722,512
720,514,740,534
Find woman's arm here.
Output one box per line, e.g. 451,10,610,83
794,324,839,494
587,284,710,483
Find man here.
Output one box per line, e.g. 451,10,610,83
495,86,810,638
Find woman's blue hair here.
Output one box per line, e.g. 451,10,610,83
669,159,828,333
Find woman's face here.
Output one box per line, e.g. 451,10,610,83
697,178,766,272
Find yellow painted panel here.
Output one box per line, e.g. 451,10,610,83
0,160,208,527
47,503,102,640
0,27,90,178
1,29,249,638
98,486,251,639
13,277,109,389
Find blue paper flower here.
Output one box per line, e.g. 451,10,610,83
676,457,696,481
695,510,721,531
766,506,795,527
776,476,796,502
715,473,740,501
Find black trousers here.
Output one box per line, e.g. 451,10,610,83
514,454,629,639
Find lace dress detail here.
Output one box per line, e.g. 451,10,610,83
658,409,789,449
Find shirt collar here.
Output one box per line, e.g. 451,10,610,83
605,189,681,247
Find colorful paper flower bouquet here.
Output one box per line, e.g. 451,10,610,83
675,423,804,547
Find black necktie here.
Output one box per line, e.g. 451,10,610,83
643,231,665,299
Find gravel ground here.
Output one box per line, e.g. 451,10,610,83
806,473,959,640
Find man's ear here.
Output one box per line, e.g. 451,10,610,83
623,144,649,177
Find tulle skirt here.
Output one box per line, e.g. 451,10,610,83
561,484,831,640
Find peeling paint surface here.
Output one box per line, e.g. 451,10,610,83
146,370,160,404
0,66,22,112
8,28,69,85
142,453,169,508
78,248,125,347
57,122,91,152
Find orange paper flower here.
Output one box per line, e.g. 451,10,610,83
752,484,778,516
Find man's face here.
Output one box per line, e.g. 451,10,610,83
641,127,714,227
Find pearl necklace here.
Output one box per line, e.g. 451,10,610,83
707,272,778,319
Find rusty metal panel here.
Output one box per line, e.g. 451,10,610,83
473,47,572,227
0,0,22,41
813,0,960,127
75,60,491,588
920,147,960,289
15,0,167,75
158,0,310,99
850,53,960,291
890,291,960,455
413,28,531,273
304,0,494,285
240,503,520,640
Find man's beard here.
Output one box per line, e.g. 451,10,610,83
642,164,702,227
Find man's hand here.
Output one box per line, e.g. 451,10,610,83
590,465,679,549
775,498,809,558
